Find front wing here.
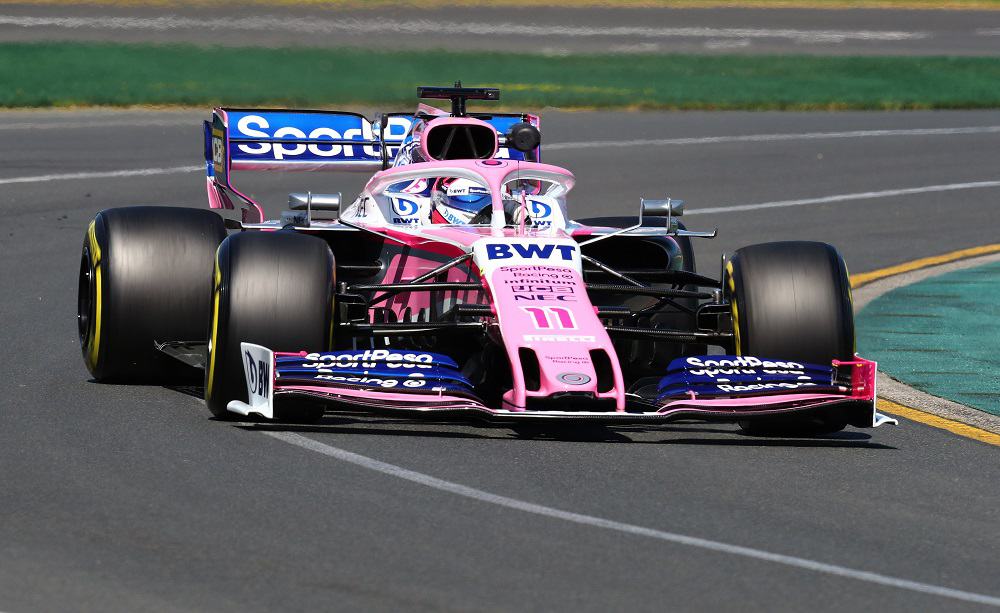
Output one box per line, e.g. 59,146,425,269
227,344,898,428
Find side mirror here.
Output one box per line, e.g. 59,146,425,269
641,198,684,217
506,122,541,153
288,192,341,211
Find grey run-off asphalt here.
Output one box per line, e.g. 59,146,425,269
1,3,1000,55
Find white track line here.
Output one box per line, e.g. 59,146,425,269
3,166,998,221
264,431,1000,608
5,124,997,143
547,126,1000,151
0,15,924,44
0,165,201,186
2,125,996,209
687,180,1000,216
0,118,196,131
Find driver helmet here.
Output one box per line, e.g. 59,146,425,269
432,178,491,224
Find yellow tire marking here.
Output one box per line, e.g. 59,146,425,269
205,253,222,398
850,243,1000,288
725,260,741,354
86,220,102,370
852,245,1000,446
878,400,1000,446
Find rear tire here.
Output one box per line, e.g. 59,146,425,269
726,241,855,435
78,206,226,382
204,231,335,422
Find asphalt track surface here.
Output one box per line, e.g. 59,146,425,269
2,108,1000,612
2,3,1000,55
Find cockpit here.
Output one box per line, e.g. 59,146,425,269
380,172,570,229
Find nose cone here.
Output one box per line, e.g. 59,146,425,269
472,237,626,411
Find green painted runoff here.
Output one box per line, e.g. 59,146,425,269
857,261,1000,416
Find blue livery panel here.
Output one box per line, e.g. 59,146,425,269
656,355,842,402
276,349,474,394
223,110,413,169
485,115,536,161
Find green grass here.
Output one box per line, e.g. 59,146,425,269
5,42,1000,110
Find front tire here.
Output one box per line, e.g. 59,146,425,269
205,231,335,422
78,206,226,382
726,241,855,435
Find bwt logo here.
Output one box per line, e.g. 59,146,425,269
486,243,576,261
528,199,552,219
244,350,270,399
391,197,420,217
528,199,554,227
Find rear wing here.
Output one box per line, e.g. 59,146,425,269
206,108,413,175
204,106,541,222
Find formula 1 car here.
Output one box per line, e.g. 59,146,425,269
77,85,897,435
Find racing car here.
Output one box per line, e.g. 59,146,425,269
77,85,897,435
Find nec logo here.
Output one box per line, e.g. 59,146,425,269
485,243,576,261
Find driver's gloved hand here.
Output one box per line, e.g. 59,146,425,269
469,201,532,226
503,199,531,226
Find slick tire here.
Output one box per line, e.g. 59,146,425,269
205,231,335,423
725,241,855,436
78,206,227,382
577,216,705,377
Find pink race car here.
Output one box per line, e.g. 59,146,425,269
77,85,896,435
